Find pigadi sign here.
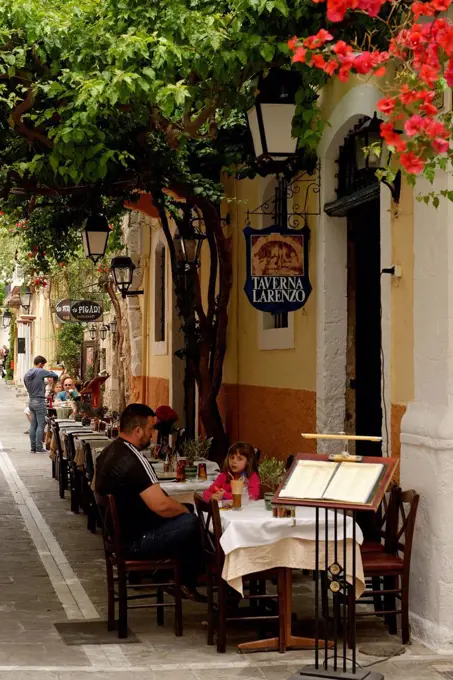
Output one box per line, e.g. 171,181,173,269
56,299,103,323
243,223,311,313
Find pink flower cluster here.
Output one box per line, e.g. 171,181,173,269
288,2,453,176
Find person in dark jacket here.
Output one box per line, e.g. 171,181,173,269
24,356,58,454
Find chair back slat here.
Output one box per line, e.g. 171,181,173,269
96,493,125,564
395,490,419,564
194,493,224,572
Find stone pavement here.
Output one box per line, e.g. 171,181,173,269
0,380,452,680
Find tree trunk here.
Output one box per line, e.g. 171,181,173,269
155,190,232,464
104,281,126,412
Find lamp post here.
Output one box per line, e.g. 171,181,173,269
88,324,97,341
110,256,144,299
99,324,108,341
82,214,111,264
19,287,32,314
246,69,302,228
2,309,12,329
109,318,117,335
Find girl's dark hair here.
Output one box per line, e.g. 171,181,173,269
223,442,258,478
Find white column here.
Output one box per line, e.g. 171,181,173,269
401,171,453,650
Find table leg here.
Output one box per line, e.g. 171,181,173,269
237,569,334,653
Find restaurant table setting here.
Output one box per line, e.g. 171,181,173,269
218,500,365,597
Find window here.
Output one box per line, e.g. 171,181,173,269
154,243,166,343
263,311,289,330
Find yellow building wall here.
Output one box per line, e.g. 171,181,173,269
214,174,318,460
32,290,57,366
390,179,415,461
135,221,170,408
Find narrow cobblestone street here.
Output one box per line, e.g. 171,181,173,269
0,380,451,680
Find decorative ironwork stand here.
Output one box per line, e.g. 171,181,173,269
272,442,398,680
245,164,321,230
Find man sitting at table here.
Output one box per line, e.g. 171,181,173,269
95,403,204,601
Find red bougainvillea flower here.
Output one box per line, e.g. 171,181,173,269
377,96,396,115
404,115,424,137
293,46,307,63
380,123,407,152
400,151,425,174
304,28,334,49
155,405,178,423
433,138,449,153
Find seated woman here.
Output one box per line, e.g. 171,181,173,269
56,375,80,402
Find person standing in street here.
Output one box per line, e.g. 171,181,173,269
24,356,58,454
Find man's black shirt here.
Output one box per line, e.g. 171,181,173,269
96,438,160,544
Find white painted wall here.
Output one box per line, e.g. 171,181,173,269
316,84,392,455
401,172,453,651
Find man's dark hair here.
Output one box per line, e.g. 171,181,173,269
33,355,47,366
120,403,155,433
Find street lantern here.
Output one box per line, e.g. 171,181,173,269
353,113,391,172
2,309,12,328
89,324,97,341
111,256,134,295
99,324,108,341
174,229,207,269
109,318,117,335
82,214,111,264
247,69,300,164
20,287,32,313
110,256,143,298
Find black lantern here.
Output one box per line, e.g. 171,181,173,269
89,324,97,341
174,229,206,269
2,309,12,329
20,287,32,313
82,214,111,264
99,324,108,341
110,256,143,299
353,113,391,172
247,69,300,165
109,318,117,335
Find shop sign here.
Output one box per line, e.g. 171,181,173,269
243,223,311,312
70,300,103,322
55,298,72,323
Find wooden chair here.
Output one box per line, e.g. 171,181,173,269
361,482,400,554
83,443,98,533
96,494,183,639
194,493,286,653
63,428,94,513
349,488,420,644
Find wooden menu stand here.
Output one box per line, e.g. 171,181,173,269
272,439,398,680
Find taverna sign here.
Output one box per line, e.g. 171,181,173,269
243,223,311,313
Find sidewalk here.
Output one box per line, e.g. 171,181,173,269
0,379,451,680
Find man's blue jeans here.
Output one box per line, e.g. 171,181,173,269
128,512,202,588
29,398,46,452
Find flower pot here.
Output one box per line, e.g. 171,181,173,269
264,492,274,511
185,465,197,479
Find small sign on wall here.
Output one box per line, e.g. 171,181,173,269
17,337,26,354
243,223,312,313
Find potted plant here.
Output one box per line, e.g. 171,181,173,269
180,438,212,479
258,458,286,510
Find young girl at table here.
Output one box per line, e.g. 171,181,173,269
203,442,260,502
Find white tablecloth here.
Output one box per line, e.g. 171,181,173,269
160,478,213,495
220,502,363,555
219,501,365,597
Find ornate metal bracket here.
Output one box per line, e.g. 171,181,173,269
246,163,321,230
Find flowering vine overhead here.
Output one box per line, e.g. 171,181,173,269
289,0,453,196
